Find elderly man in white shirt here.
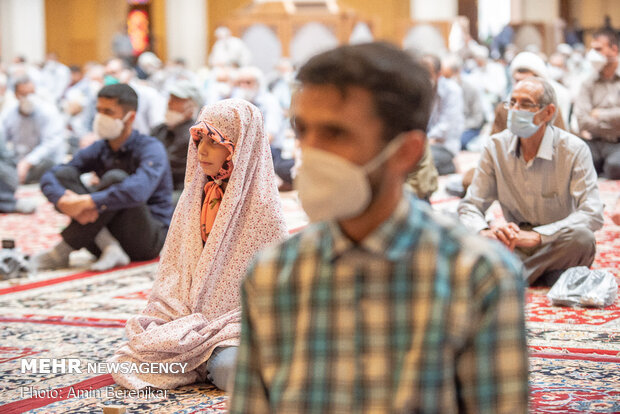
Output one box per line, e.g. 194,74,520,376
458,77,603,286
1,76,66,184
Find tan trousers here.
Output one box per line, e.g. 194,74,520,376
515,226,596,286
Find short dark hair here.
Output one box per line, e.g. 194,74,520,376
97,83,138,112
593,27,619,49
296,42,433,141
13,76,33,92
422,54,441,77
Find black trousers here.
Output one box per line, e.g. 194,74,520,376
55,166,167,260
0,157,18,212
430,144,456,175
270,147,295,185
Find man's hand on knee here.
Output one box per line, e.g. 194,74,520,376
481,222,520,251
57,191,96,219
514,230,542,248
75,208,99,224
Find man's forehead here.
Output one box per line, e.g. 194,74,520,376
296,84,372,112
16,82,34,94
512,80,542,100
169,94,189,102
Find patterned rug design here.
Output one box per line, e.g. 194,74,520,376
0,179,618,413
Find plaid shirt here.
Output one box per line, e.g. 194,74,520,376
230,194,528,413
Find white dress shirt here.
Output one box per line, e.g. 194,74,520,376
458,125,604,243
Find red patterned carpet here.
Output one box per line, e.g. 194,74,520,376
0,181,618,413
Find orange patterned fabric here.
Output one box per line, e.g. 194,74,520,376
190,121,235,242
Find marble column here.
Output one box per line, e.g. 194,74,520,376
411,0,458,20
165,0,207,70
0,0,46,64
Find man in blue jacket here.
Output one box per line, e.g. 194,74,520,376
36,83,173,271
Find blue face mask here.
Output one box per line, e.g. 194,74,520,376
507,108,543,138
103,75,120,86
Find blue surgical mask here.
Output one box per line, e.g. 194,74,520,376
104,75,120,86
507,108,543,138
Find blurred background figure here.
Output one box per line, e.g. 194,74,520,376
441,54,485,151
233,65,294,190
422,54,464,175
151,79,203,203
40,53,71,105
208,26,251,68
1,76,66,184
267,58,296,115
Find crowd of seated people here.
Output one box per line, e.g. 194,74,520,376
0,26,617,273
0,22,618,413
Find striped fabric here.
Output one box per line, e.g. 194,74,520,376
230,194,529,413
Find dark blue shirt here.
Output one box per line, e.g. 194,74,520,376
41,130,174,227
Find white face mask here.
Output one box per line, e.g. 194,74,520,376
547,66,564,81
164,109,186,128
94,112,130,140
235,87,258,102
294,134,406,222
215,82,232,98
586,49,607,72
18,95,35,115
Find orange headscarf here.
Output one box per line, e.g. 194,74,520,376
190,121,235,242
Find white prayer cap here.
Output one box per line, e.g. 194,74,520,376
557,43,573,55
137,51,162,70
510,51,549,79
215,26,231,39
471,44,489,59
168,79,203,106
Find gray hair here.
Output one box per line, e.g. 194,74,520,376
520,76,557,125
13,75,33,92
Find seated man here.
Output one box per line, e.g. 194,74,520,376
573,27,620,179
422,54,464,175
233,66,294,189
151,79,202,202
35,84,173,271
0,133,37,214
229,43,528,413
458,77,604,286
1,76,66,184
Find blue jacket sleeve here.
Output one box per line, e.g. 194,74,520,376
89,139,168,212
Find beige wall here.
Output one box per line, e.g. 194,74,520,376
208,0,250,49
340,0,410,41
46,0,166,66
207,0,411,47
520,0,559,23
43,0,620,67
570,0,620,29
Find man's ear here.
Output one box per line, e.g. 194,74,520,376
125,110,137,124
390,130,426,175
541,103,556,124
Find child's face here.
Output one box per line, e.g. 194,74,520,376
197,137,231,177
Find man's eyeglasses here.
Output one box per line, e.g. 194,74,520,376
503,100,541,111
